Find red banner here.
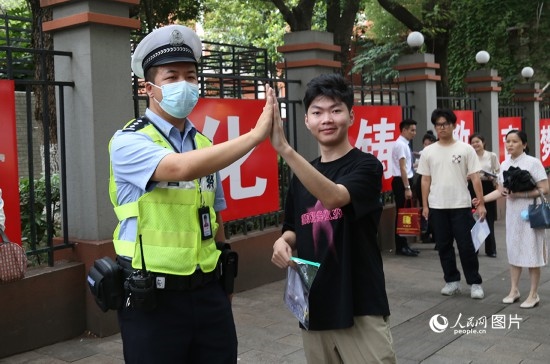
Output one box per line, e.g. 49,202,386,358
348,106,402,192
189,98,279,221
540,119,550,168
498,117,522,163
452,110,474,143
0,80,22,245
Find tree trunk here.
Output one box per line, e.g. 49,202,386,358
27,0,58,173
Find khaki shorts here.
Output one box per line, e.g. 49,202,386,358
302,315,396,364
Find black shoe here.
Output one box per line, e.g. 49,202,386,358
486,253,497,258
411,248,420,254
396,247,418,257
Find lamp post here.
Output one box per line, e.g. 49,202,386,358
521,66,534,82
475,50,490,67
407,31,424,51
465,50,500,154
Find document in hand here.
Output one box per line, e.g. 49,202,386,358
284,257,320,330
471,219,490,252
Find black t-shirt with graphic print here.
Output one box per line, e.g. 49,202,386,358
283,148,391,331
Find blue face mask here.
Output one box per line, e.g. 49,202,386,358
150,80,199,119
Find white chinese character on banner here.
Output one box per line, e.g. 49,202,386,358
354,117,373,153
540,125,550,161
203,115,267,200
452,119,471,143
354,117,396,180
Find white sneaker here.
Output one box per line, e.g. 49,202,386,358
470,284,485,299
441,281,461,296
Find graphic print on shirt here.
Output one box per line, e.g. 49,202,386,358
452,154,462,164
301,200,343,258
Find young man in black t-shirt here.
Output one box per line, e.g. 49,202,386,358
271,73,396,363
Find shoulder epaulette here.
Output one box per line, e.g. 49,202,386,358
123,117,150,132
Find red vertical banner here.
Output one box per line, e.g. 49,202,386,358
452,110,474,143
348,106,402,192
540,119,550,168
498,117,522,163
0,80,22,245
189,98,279,222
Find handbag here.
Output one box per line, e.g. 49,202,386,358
0,229,28,284
396,200,421,236
528,190,550,229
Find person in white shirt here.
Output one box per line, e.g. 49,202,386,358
417,108,486,300
391,119,418,256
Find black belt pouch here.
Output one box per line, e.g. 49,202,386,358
217,242,239,295
87,256,124,312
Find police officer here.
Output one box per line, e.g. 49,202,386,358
109,24,274,363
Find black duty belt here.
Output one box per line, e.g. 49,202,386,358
154,267,220,291
117,256,220,291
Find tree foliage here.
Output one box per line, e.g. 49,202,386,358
356,0,549,100
201,0,287,67
130,0,205,33
268,0,363,71
447,0,550,103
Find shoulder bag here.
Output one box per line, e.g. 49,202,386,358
528,190,550,229
0,229,28,284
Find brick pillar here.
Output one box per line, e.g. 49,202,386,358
394,53,440,150
41,0,140,337
277,31,341,161
465,69,501,157
513,82,542,158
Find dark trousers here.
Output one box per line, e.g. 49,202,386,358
468,180,497,255
430,208,482,285
118,282,237,364
392,177,413,250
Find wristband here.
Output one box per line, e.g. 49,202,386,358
405,186,411,190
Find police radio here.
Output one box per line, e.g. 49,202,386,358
125,235,156,311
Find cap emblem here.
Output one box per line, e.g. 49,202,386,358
170,30,185,46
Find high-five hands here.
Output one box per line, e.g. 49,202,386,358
253,84,275,142
269,92,290,154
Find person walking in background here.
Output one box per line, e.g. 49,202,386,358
476,130,548,309
392,119,419,256
413,130,437,243
109,24,275,363
271,73,396,363
416,108,486,299
0,188,5,231
422,130,437,148
468,133,500,257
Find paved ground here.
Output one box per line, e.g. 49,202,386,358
2,218,550,363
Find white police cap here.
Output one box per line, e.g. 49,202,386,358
131,25,202,79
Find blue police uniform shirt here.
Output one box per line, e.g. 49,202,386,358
110,108,227,242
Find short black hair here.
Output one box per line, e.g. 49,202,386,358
431,108,457,125
303,73,353,112
399,118,417,132
422,130,437,144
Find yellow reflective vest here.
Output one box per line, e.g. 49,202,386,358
108,118,220,275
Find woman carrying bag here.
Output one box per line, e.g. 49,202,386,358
476,130,548,309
